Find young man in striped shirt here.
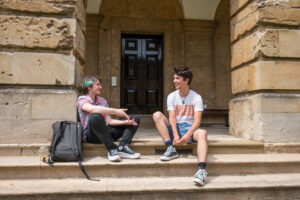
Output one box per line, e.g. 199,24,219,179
153,67,208,185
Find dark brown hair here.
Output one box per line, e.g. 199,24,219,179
173,66,193,85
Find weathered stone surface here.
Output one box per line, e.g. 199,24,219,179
0,15,75,49
0,0,86,33
31,92,77,120
231,0,300,41
0,0,74,14
231,30,260,68
230,0,251,16
75,0,87,33
232,61,300,94
0,89,77,144
230,0,259,42
0,52,77,85
231,29,300,68
230,93,300,142
73,21,86,62
100,0,183,20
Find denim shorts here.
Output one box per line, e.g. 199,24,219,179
167,122,197,144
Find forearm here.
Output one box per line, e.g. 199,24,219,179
89,106,117,115
169,117,179,138
108,119,128,126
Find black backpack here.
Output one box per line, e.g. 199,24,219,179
45,121,99,181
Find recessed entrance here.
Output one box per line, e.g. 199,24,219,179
121,34,163,114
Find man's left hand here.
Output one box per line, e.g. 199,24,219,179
127,118,138,126
178,134,190,145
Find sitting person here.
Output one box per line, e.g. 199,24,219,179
77,75,141,162
153,67,208,185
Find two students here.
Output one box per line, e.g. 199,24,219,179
77,67,208,185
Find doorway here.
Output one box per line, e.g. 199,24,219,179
121,34,163,114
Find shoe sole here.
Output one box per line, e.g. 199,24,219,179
193,178,204,186
118,152,141,159
160,154,179,161
108,155,121,162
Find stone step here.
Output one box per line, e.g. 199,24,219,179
0,174,300,200
137,114,155,127
0,139,264,157
1,154,300,179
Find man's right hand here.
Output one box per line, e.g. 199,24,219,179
173,136,181,146
114,108,129,120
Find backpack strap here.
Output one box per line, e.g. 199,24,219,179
78,160,100,181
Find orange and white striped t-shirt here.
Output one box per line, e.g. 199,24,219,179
167,90,203,124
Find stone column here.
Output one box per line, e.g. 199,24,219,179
0,0,86,144
229,0,300,142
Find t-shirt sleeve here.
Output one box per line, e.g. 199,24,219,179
167,93,175,111
77,98,90,112
194,95,204,112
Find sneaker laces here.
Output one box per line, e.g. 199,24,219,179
124,145,134,154
110,149,118,156
195,169,207,180
164,145,176,156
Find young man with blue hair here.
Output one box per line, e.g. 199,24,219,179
77,75,141,162
153,67,208,185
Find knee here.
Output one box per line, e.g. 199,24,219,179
153,111,163,122
130,115,140,125
89,114,105,125
196,129,207,140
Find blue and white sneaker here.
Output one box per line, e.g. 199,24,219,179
160,145,179,161
193,168,208,185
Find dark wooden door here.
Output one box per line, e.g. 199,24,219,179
121,35,163,114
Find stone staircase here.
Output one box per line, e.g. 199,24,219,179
1,125,300,200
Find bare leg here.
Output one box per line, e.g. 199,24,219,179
193,129,208,162
152,111,170,142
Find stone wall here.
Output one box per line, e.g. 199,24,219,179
0,0,86,144
214,0,232,109
230,0,300,142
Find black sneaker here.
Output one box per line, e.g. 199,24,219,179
108,149,121,162
160,145,179,161
118,145,141,159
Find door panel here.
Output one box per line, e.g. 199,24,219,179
121,35,163,114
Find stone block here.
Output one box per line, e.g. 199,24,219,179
75,0,87,33
231,0,300,41
230,1,259,42
232,61,300,94
0,0,86,33
0,15,85,61
231,29,300,68
74,21,86,63
0,15,75,49
0,52,77,85
231,30,260,68
0,0,74,14
230,0,251,16
230,93,300,142
0,89,78,144
31,92,77,120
